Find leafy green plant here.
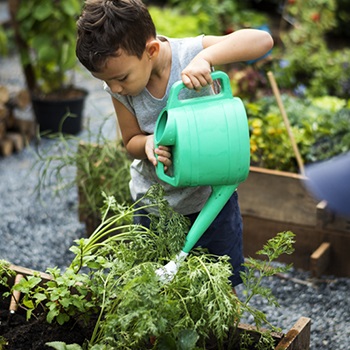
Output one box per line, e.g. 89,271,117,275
246,94,350,172
33,122,132,231
274,0,350,99
149,6,205,38
15,0,83,95
0,25,8,56
0,335,7,350
4,184,296,349
0,260,15,296
168,0,269,34
229,66,269,101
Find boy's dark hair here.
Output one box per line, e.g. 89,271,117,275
76,0,156,72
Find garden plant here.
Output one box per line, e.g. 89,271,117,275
33,122,132,232
1,185,296,349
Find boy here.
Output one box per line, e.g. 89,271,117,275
76,0,273,287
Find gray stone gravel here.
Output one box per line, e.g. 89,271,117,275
1,49,350,349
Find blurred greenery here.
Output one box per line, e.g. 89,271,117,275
247,95,350,172
16,0,83,94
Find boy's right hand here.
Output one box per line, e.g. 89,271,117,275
181,57,212,91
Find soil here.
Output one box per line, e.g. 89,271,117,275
0,308,278,350
0,299,94,350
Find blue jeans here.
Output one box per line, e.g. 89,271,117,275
133,191,244,287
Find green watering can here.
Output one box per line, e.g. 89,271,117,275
154,71,250,280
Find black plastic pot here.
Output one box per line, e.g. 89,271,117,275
32,89,88,136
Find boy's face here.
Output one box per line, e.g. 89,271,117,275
92,48,152,97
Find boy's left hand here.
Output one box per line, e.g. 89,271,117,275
145,135,172,171
181,57,212,91
155,145,172,172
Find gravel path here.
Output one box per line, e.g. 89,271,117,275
1,51,349,349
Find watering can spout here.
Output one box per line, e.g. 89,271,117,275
156,184,238,282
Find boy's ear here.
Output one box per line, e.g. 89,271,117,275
145,40,160,59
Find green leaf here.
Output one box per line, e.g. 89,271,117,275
57,312,70,326
22,298,34,309
47,308,59,323
37,43,57,63
46,341,83,350
178,329,199,350
60,42,77,70
17,3,32,21
33,292,47,303
26,308,33,321
33,2,53,21
61,0,80,16
60,298,72,308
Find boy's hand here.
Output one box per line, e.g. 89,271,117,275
181,57,212,91
145,135,172,171
155,145,172,172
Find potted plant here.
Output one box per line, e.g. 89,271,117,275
8,0,87,135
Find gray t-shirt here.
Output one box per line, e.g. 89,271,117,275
105,35,212,214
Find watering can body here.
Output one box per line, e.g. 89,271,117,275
154,71,250,256
155,71,250,187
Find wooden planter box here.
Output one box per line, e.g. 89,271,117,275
2,264,311,349
239,166,350,278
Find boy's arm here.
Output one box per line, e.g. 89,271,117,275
112,97,171,168
182,29,273,90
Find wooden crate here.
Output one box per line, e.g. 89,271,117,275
239,166,350,277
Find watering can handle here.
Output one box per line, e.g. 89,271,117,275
156,161,177,186
167,71,233,109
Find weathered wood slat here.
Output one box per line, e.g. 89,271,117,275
9,264,52,283
239,166,318,226
0,137,13,156
275,317,311,350
242,214,350,277
310,242,331,278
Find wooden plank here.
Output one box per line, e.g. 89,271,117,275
239,167,318,226
275,317,311,350
0,120,6,139
6,132,24,152
242,215,350,277
16,118,36,141
0,137,13,156
0,85,10,104
9,264,52,284
9,274,24,312
316,200,350,232
0,103,9,120
242,216,320,271
7,88,31,110
310,242,331,278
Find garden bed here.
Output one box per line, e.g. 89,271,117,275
0,266,311,350
239,166,350,278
